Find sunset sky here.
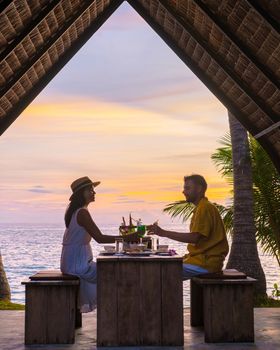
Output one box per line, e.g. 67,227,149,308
0,2,231,226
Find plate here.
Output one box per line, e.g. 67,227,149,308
125,251,152,256
99,251,116,256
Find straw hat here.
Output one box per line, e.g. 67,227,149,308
69,176,100,201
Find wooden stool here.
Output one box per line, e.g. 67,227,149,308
22,270,80,345
191,269,256,343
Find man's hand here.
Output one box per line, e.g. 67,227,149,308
147,223,165,237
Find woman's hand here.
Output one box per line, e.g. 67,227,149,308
147,223,165,237
123,232,139,242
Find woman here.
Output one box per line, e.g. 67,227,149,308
60,176,138,313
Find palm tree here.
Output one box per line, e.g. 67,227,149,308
226,112,266,296
211,134,280,267
0,250,11,301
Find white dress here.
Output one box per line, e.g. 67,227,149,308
60,208,97,313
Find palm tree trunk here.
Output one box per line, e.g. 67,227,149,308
226,112,266,296
0,251,11,301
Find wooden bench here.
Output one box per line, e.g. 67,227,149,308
190,269,256,343
22,270,81,345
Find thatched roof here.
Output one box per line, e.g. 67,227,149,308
0,0,280,172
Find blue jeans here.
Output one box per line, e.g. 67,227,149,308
182,263,209,280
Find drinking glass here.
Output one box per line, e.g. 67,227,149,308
115,237,124,253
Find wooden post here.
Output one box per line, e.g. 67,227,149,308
161,261,184,346
190,278,204,326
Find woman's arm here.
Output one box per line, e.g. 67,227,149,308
77,209,139,244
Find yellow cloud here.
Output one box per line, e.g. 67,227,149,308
20,96,225,138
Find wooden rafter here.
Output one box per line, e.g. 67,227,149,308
0,0,62,62
192,0,280,91
157,0,278,123
0,0,98,97
0,0,13,14
0,0,124,134
245,0,280,34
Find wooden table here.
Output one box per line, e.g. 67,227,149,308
97,255,184,346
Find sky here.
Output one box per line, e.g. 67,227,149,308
0,2,231,226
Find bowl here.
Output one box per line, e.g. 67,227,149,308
157,245,169,253
104,245,116,252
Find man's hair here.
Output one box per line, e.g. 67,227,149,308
184,174,207,192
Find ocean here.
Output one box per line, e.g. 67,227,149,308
0,223,279,307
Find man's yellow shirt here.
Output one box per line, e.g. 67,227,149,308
183,197,229,272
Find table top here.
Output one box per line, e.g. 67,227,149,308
97,254,183,262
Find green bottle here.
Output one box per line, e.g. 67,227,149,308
137,219,146,238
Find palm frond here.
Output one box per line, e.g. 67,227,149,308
211,133,233,185
163,200,195,223
213,202,233,235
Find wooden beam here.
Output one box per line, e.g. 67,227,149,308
0,0,117,97
0,0,62,62
0,0,124,134
192,0,280,91
0,0,13,14
156,0,279,124
245,0,280,34
254,121,280,139
127,0,280,174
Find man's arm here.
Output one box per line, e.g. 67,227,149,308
147,224,202,244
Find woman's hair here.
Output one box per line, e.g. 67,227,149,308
64,185,91,228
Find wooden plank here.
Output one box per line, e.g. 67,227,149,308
30,270,79,281
25,285,47,344
232,285,254,342
97,261,118,346
139,261,161,345
46,285,76,344
22,280,79,286
117,261,141,346
161,261,184,346
190,279,204,327
193,277,256,285
196,269,247,279
203,284,254,342
203,284,232,342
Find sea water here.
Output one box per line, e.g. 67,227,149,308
0,223,279,306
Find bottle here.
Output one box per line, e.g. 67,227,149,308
137,219,146,238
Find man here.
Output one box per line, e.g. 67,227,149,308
147,174,229,279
